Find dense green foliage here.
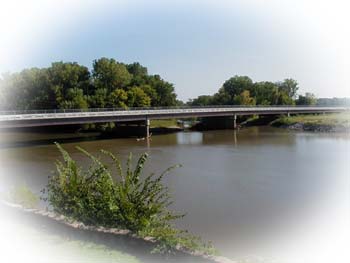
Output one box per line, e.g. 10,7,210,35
0,59,178,110
1,62,321,110
189,75,315,106
296,92,317,105
46,144,214,254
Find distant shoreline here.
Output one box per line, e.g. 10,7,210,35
270,113,350,133
273,122,349,132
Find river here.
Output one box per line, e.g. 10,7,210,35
0,126,349,262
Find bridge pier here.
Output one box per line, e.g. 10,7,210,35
287,112,290,117
233,114,237,129
145,118,150,138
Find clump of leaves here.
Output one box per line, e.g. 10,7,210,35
46,143,215,255
9,184,39,209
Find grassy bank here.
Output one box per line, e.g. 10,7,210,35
150,119,179,128
1,200,140,263
274,113,349,126
272,113,350,131
13,227,141,263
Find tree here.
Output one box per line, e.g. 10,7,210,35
146,75,177,106
277,78,299,99
251,81,279,105
187,76,299,106
0,68,52,110
138,84,158,106
207,76,255,105
89,88,109,108
108,89,128,108
0,58,179,110
127,87,151,107
233,90,256,105
59,88,88,109
211,89,231,105
296,93,317,105
48,62,90,105
190,95,213,106
127,63,149,87
92,58,132,92
277,91,295,105
176,99,185,106
222,76,254,101
126,62,148,76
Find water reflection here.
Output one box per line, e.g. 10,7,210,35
176,132,203,145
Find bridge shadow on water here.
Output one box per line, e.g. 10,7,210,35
0,133,102,149
0,126,181,149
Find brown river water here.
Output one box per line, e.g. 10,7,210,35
0,126,349,262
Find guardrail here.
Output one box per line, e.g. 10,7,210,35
0,105,348,115
0,106,348,128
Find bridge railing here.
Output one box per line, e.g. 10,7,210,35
0,105,347,115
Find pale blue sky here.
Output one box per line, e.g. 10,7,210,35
1,0,349,101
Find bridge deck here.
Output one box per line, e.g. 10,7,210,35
0,106,348,128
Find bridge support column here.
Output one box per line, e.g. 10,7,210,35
145,118,150,138
287,112,290,117
233,114,237,129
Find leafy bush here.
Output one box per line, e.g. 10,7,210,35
46,143,215,254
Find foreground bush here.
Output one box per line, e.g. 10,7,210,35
45,143,215,254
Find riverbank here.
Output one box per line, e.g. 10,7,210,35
1,205,140,263
271,113,350,132
1,200,234,263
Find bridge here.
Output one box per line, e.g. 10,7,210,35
0,106,348,136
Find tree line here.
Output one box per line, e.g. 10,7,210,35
0,59,319,111
0,58,179,110
188,75,316,106
316,97,350,106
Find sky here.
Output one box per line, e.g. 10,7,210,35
0,0,349,101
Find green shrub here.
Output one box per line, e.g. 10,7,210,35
46,143,215,254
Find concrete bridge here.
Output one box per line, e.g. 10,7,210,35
0,106,348,136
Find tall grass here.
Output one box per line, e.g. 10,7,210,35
45,143,215,254
273,113,350,126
